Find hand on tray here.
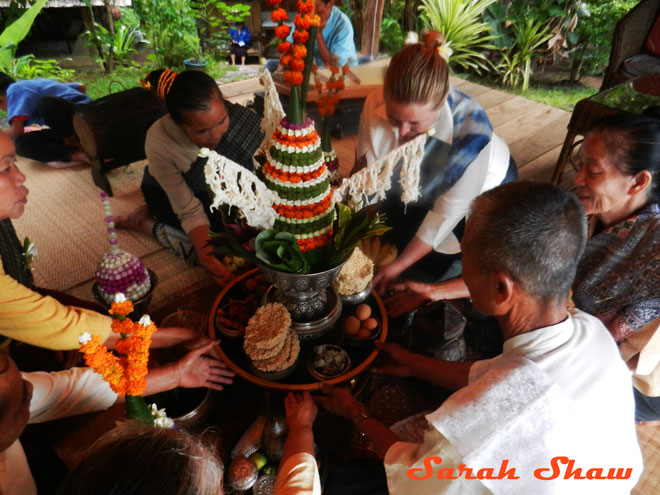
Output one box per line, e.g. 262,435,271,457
370,341,415,377
174,341,235,391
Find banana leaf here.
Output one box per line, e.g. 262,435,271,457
0,0,49,73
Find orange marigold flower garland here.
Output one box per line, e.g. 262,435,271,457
78,293,157,398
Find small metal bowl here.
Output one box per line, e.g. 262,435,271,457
253,474,277,495
306,344,351,380
340,280,373,306
92,269,157,320
215,304,245,339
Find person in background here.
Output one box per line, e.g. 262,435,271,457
0,73,91,168
229,22,251,66
312,0,357,68
358,32,516,294
570,110,660,423
117,70,264,286
317,181,642,495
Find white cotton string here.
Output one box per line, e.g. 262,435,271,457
332,130,432,206
260,70,286,146
204,150,278,230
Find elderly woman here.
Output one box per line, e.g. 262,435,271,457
118,70,264,285
571,111,660,422
360,32,517,289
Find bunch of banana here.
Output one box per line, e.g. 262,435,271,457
222,255,247,273
358,237,397,268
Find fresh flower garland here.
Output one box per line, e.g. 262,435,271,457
78,293,157,397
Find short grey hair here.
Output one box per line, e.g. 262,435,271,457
467,181,587,302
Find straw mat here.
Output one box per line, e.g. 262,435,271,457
11,156,211,307
634,423,660,494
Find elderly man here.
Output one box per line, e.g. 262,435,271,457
318,181,643,494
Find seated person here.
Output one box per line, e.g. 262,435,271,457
317,181,642,494
0,345,229,495
0,73,91,169
0,131,225,354
229,22,251,66
358,32,516,290
310,0,357,68
570,110,660,422
117,70,264,286
57,422,224,495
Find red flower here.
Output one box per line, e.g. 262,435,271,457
315,82,323,92
294,14,312,31
292,44,307,60
293,29,309,44
283,71,304,85
342,64,350,75
270,8,288,23
267,0,282,7
328,64,340,75
297,0,314,14
280,54,293,66
274,24,291,40
290,58,305,72
277,41,292,54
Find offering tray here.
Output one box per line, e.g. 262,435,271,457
209,268,388,391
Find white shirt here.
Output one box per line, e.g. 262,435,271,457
357,88,511,254
0,368,116,495
384,310,643,495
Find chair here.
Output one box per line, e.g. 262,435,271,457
601,0,660,90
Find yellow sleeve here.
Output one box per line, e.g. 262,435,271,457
274,453,321,495
0,265,112,350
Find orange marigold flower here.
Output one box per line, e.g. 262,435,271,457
294,14,312,31
293,29,309,44
292,44,307,60
290,58,305,72
283,71,304,85
312,64,318,72
297,0,314,14
315,82,323,92
328,64,340,75
274,24,291,40
280,54,293,67
109,300,134,317
342,64,350,74
277,41,292,54
270,8,287,23
111,318,134,335
310,14,321,27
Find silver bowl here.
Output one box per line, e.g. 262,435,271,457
340,280,373,306
306,344,351,380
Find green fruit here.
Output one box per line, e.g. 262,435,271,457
249,452,268,471
263,464,277,475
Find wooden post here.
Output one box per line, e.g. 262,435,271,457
360,0,385,58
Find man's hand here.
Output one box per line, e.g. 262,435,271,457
372,259,404,293
285,392,318,430
174,341,234,391
315,383,365,421
198,248,234,286
371,341,416,377
384,291,429,318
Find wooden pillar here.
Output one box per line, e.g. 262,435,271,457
360,0,385,58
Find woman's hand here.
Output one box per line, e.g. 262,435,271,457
372,259,404,293
315,384,365,422
198,248,234,286
371,341,416,377
174,341,234,391
284,392,318,431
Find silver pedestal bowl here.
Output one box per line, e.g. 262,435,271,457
260,260,347,341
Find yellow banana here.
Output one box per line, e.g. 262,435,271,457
371,236,381,263
378,243,398,267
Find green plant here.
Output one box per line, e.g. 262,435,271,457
133,0,198,68
420,0,497,74
0,0,48,77
511,18,552,90
380,0,405,55
191,0,251,56
570,0,637,79
14,56,75,81
83,21,141,69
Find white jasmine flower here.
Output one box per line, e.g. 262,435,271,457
198,148,211,158
78,332,92,345
139,315,152,326
113,293,127,303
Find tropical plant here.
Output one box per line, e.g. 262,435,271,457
569,0,637,80
380,0,406,55
83,21,141,70
0,0,48,76
511,18,552,90
191,0,251,57
420,0,497,74
14,56,75,81
133,0,198,68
